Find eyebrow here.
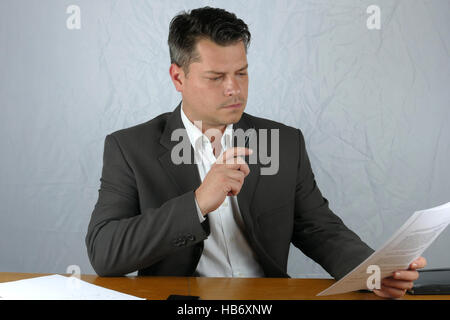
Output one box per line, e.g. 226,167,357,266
204,64,248,75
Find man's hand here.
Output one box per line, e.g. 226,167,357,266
373,256,427,299
194,147,252,216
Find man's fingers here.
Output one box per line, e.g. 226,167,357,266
381,277,414,290
393,270,419,281
226,170,246,184
409,256,427,270
224,179,242,196
374,275,419,299
223,156,246,166
234,160,250,177
374,285,406,299
221,158,250,177
373,289,391,299
217,147,253,164
211,147,251,198
391,256,425,283
381,285,406,299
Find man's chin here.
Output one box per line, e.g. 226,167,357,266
224,109,245,124
223,114,243,125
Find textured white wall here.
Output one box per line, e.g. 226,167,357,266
1,0,449,277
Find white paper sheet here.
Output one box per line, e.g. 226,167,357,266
0,274,146,300
318,202,450,296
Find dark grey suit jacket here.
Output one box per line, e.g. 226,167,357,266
85,103,374,279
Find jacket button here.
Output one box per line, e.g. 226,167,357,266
172,238,182,247
186,234,195,241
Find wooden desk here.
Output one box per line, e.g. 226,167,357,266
1,273,449,300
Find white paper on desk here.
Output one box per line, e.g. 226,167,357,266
318,202,450,296
0,274,145,300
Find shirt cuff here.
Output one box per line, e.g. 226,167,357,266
194,196,206,223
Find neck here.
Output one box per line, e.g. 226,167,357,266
182,104,226,140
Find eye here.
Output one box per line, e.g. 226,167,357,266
207,75,224,81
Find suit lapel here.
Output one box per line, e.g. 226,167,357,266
233,116,287,276
233,117,289,277
233,114,261,229
158,103,202,195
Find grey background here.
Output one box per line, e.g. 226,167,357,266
1,0,449,277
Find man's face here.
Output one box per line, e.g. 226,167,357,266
170,38,249,131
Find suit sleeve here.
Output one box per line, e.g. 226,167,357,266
85,134,209,276
291,129,374,280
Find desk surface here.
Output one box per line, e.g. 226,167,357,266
1,273,449,300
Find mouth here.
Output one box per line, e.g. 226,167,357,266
223,103,242,109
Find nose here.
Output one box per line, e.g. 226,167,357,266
223,76,241,97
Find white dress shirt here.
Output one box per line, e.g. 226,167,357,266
180,104,265,278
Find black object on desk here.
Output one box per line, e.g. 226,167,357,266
167,294,200,300
408,268,450,295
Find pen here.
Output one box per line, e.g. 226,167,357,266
244,125,256,149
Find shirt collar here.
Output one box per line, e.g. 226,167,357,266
180,102,233,153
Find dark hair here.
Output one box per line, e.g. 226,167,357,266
168,7,251,74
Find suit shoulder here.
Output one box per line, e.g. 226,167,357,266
244,112,301,136
108,112,171,141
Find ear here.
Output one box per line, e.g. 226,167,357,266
169,63,185,92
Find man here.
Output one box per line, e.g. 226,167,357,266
85,6,426,299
